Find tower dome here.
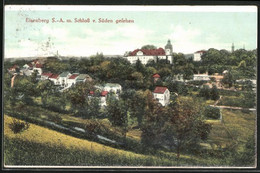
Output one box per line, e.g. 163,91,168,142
165,39,173,55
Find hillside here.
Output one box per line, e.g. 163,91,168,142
4,115,187,166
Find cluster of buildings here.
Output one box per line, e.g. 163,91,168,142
124,40,173,64
8,59,171,107
8,59,93,90
124,40,206,65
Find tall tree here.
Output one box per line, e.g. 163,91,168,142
106,96,128,143
141,45,157,50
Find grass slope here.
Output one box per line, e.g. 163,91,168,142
4,115,180,166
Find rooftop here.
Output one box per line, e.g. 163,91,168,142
101,91,109,96
77,74,88,80
130,48,165,56
153,86,168,94
35,64,43,68
69,74,79,79
49,74,59,79
59,72,71,77
105,83,121,88
41,72,53,77
152,73,160,78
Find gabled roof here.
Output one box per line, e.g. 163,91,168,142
69,74,79,79
41,72,53,77
152,73,160,78
77,74,88,80
101,91,109,96
35,64,43,68
89,91,94,95
49,74,59,79
130,48,165,56
59,72,71,77
153,86,168,94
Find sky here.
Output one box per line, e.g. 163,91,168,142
4,5,257,58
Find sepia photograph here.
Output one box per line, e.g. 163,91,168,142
3,5,257,168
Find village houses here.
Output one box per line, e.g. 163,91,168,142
58,72,72,87
67,73,79,87
48,74,60,85
153,86,170,106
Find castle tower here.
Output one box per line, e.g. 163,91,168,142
231,43,235,53
165,39,173,55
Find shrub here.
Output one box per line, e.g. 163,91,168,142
218,93,255,108
9,119,30,134
47,114,62,124
204,106,221,119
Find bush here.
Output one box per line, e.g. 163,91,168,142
9,119,30,134
204,106,221,119
218,93,255,108
47,114,62,124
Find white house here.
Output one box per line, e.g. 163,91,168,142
125,40,173,64
193,74,210,81
88,90,109,107
41,72,53,80
49,74,60,85
100,91,109,107
153,86,170,106
32,64,43,75
23,64,31,69
103,83,122,94
193,50,206,61
58,72,71,87
67,73,79,87
76,74,93,83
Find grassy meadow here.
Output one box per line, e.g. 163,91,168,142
4,105,256,167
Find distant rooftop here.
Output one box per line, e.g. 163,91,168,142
59,72,70,77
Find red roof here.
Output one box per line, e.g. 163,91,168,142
101,91,109,96
153,86,168,94
35,64,43,68
89,91,94,95
152,73,160,78
41,72,53,77
130,48,165,56
49,74,59,79
9,65,19,70
32,59,39,64
69,74,79,79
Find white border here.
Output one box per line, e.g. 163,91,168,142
5,5,257,12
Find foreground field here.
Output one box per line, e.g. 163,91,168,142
4,115,191,166
4,107,256,167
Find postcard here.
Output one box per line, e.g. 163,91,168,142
3,5,257,169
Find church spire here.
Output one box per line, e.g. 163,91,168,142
231,43,235,53
165,39,173,55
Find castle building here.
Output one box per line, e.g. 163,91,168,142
124,40,173,64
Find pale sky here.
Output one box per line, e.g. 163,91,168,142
4,5,257,58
